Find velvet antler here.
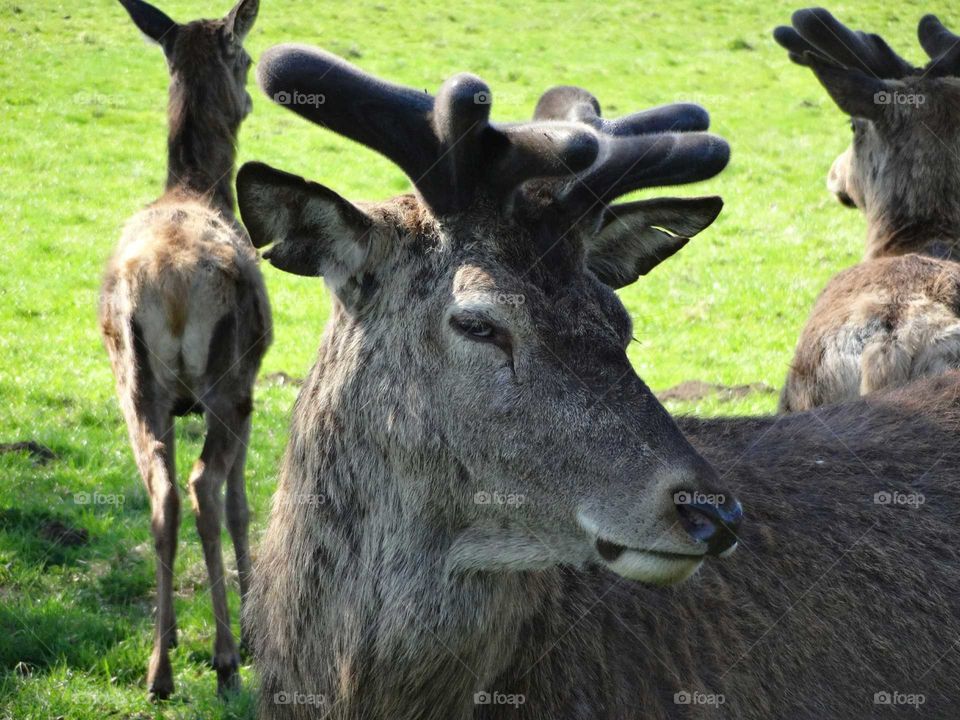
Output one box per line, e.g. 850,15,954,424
256,45,729,218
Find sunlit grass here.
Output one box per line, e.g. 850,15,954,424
0,0,945,716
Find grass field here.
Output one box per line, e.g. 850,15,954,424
0,0,950,716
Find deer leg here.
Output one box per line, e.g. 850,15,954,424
109,321,180,700
160,433,179,650
224,412,253,653
122,406,179,700
189,406,244,696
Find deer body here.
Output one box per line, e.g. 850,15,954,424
99,0,268,698
782,253,960,410
777,10,960,411
251,359,960,720
236,43,958,720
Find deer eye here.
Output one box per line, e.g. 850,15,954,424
451,316,495,339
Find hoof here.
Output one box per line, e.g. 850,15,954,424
147,654,174,701
148,676,174,701
215,655,241,698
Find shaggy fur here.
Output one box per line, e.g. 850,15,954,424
100,0,269,699
776,9,960,411
242,124,957,720
247,235,960,718
238,44,959,720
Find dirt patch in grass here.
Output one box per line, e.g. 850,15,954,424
657,380,777,403
0,440,56,464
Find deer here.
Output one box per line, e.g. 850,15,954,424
775,8,960,412
99,0,270,700
237,45,960,719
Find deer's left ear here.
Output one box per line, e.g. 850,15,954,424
585,196,723,289
237,161,373,282
118,0,178,55
225,0,258,43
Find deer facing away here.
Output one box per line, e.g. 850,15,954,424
99,0,270,699
239,45,960,719
776,8,960,412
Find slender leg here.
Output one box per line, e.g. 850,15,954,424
161,433,179,650
189,406,244,695
224,413,253,652
123,407,179,700
107,318,180,699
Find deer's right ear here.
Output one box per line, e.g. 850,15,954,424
118,0,178,54
237,162,373,279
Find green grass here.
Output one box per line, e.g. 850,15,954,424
0,0,950,716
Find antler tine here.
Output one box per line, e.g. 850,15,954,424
534,86,710,134
532,86,729,213
919,14,959,58
918,15,960,76
789,8,913,78
257,44,448,202
431,73,495,209
257,44,601,216
568,132,730,211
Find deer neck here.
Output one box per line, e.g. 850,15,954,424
864,198,960,261
164,88,239,217
272,354,554,717
310,456,553,717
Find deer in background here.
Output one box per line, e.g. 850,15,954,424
776,8,960,411
99,0,270,699
239,45,960,719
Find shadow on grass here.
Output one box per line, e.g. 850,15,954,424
0,596,129,671
0,507,90,568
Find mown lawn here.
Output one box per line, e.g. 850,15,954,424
0,0,947,717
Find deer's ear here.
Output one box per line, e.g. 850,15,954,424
806,57,890,121
118,0,178,54
585,196,723,289
225,0,258,44
237,162,373,279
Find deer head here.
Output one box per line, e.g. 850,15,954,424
775,8,960,255
119,0,259,130
238,45,740,585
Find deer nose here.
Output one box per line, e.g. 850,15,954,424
674,492,743,556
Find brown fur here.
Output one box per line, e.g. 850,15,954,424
782,254,960,410
100,0,268,699
235,56,741,718
777,12,960,411
244,183,960,717
236,107,960,720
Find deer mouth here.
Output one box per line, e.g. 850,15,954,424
592,537,705,585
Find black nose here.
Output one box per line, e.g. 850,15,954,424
674,492,743,556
